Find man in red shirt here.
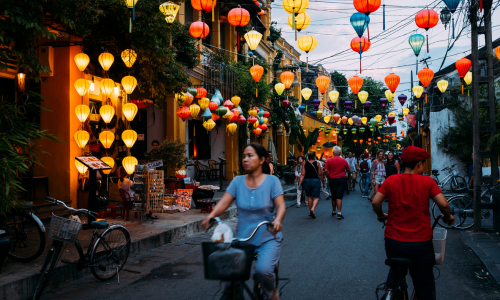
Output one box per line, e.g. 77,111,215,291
372,146,454,300
324,146,350,219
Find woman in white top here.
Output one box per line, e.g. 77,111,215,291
118,166,135,199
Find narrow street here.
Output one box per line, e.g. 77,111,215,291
42,191,500,300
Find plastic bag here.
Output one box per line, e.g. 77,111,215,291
211,223,233,243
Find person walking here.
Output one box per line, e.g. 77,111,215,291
346,152,359,192
359,152,372,198
298,151,324,219
324,146,350,219
372,146,455,300
386,151,400,178
294,156,305,207
371,149,386,196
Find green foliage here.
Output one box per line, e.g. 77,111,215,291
267,21,281,45
330,71,348,99
144,138,191,176
292,127,319,154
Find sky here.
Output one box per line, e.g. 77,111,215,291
272,0,500,118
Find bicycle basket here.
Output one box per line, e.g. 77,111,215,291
48,214,83,244
433,227,447,265
452,170,459,176
202,242,255,281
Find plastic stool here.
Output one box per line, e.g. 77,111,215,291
103,205,123,219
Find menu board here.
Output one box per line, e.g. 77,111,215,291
76,156,112,170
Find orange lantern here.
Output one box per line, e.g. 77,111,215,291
189,21,210,59
250,64,264,97
332,113,340,123
176,106,191,121
315,75,330,94
418,68,434,103
359,139,363,144
384,73,400,93
253,127,262,136
495,46,500,60
349,75,364,109
184,92,194,107
196,87,207,99
228,7,250,51
280,71,294,89
191,0,217,21
415,9,439,53
455,57,472,94
341,116,348,124
208,101,218,111
212,113,220,121
350,36,371,53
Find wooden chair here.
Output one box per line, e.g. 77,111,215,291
194,161,211,181
208,160,219,180
119,188,133,221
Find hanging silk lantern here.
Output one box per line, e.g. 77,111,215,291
250,64,264,97
189,21,210,59
230,96,241,108
332,114,341,123
357,90,368,115
385,90,394,107
297,35,317,72
324,116,331,123
361,116,367,125
196,87,207,98
384,73,400,93
387,115,395,125
349,75,364,109
203,119,216,131
464,71,472,86
360,127,366,134
327,100,334,111
228,7,250,51
275,83,285,95
215,106,228,117
281,71,294,90
282,99,290,109
100,105,115,123
398,113,404,121
315,75,330,98
122,130,138,148
100,157,115,175
263,111,270,118
121,75,137,94
343,128,348,135
456,57,472,94
99,131,115,149
364,100,371,110
253,127,262,136
236,115,246,125
298,105,306,114
227,123,238,135
375,115,382,123
437,79,449,104
402,108,410,116
335,128,340,134
316,111,323,119
208,101,218,112
74,130,90,148
350,36,370,73
418,68,434,103
412,84,423,100
370,118,377,126
121,49,137,68
328,90,339,104
177,106,192,121
341,116,348,124
288,12,311,34
301,87,313,102
259,123,268,131
186,104,199,120
75,105,90,123
248,115,257,124
350,12,370,37
191,0,217,21
351,128,357,134
201,107,212,122
408,34,425,57
100,78,115,98
380,98,388,108
123,103,138,121
345,101,353,110
98,51,114,71
74,53,90,72
223,100,234,110
244,30,263,51
75,160,88,174
348,118,354,126
122,156,138,175
248,108,258,116
415,9,439,53
74,79,90,96
184,92,194,107
283,0,309,41
312,99,321,110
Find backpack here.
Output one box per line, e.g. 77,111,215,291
360,160,369,173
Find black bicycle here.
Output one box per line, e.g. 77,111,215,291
33,197,130,300
358,173,373,195
0,201,46,262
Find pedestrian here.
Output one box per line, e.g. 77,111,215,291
294,156,305,207
320,158,330,198
372,146,455,300
386,151,400,178
298,151,324,219
346,152,359,192
202,143,286,300
266,151,274,175
371,149,386,195
324,146,350,219
359,152,372,198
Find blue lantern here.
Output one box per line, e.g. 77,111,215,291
298,105,306,114
443,0,462,13
350,12,370,37
408,34,425,57
248,50,253,57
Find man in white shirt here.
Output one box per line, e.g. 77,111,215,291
346,152,359,192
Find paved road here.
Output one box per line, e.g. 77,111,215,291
43,191,500,299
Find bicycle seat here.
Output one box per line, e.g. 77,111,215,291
385,258,412,266
432,169,439,175
89,221,109,229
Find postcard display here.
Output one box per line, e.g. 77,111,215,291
147,170,165,213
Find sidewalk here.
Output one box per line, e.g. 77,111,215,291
460,230,500,284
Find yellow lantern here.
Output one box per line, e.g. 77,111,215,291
122,156,138,175
199,97,210,111
74,78,90,96
358,91,369,104
253,121,260,129
74,53,90,72
437,79,448,103
301,88,312,101
249,109,258,116
121,75,137,94
75,105,90,123
99,131,115,149
124,0,139,8
17,73,25,92
348,118,353,126
244,30,263,51
121,49,137,68
159,1,180,23
324,115,331,123
412,85,423,98
122,130,138,148
316,110,323,119
101,156,115,175
361,116,367,124
328,90,339,103
275,83,285,95
74,130,90,148
75,160,88,174
388,112,396,117
100,105,115,123
297,35,317,72
231,96,241,107
223,109,233,119
375,115,382,123
287,12,311,31
385,90,394,102
264,117,268,123
283,0,309,14
403,108,410,116
123,103,138,121
203,119,216,131
189,104,201,118
98,51,114,71
464,71,472,85
100,78,115,98
227,123,237,135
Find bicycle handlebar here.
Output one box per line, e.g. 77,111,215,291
45,197,98,217
207,219,273,243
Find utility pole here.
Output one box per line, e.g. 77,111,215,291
470,0,499,232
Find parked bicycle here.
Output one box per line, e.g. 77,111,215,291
33,197,130,300
430,164,467,192
0,200,46,262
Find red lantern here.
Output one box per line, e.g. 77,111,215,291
196,87,207,98
176,106,191,121
354,0,381,16
332,113,340,123
315,75,330,94
388,115,395,124
415,9,439,53
184,93,194,106
212,113,220,121
232,108,241,117
350,36,371,53
384,73,400,93
189,21,210,59
191,0,216,13
223,100,234,110
236,115,246,125
208,101,218,111
282,99,289,109
250,64,264,97
230,112,238,122
341,116,348,124
263,111,270,118
317,137,321,144
258,11,264,16
280,71,294,89
259,123,268,131
418,68,434,103
456,57,471,94
228,7,250,51
253,128,262,136
248,115,257,124
348,76,363,94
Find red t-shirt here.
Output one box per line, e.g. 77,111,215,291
325,156,350,179
378,173,442,242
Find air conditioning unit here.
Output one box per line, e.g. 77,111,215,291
39,46,54,77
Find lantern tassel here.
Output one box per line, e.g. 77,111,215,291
392,99,394,107
306,56,308,73
194,124,195,136
198,42,201,60
133,0,136,20
237,31,240,51
426,34,429,53
170,33,172,46
425,94,427,103
442,96,444,105
212,0,215,22
383,4,386,30
480,0,483,12
129,16,132,33
452,18,455,39
462,84,464,95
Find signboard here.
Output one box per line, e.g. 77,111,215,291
76,156,112,170
146,160,163,170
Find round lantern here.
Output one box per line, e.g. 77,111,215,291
312,99,321,109
263,111,270,118
384,73,400,93
464,71,472,85
350,36,371,53
297,35,317,72
74,79,90,96
191,0,216,14
75,160,88,174
177,106,192,121
250,64,264,96
227,123,238,135
74,130,90,148
354,0,381,15
231,96,241,107
227,7,250,27
236,115,246,125
288,12,311,31
99,130,115,149
198,97,210,111
316,111,323,119
123,103,138,121
253,127,262,136
100,105,115,123
281,71,294,89
316,75,330,94
244,30,263,51
275,83,285,95
282,0,308,15
75,105,90,123
203,119,216,131
361,116,367,125
121,75,137,94
123,156,138,175
98,51,114,71
456,57,472,94
74,53,90,72
412,85,423,99
189,21,210,59
122,130,138,148
100,78,115,98
101,157,115,175
208,101,218,112
349,76,363,95
184,92,194,107
259,123,268,131
418,68,434,103
249,108,257,116
121,49,137,68
415,9,439,52
298,105,306,114
196,87,207,98
402,108,410,116
301,88,312,101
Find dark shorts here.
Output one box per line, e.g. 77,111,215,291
328,178,347,200
302,178,322,199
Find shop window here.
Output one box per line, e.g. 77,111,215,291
188,120,211,159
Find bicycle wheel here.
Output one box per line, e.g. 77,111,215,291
451,176,467,193
449,195,475,229
4,211,46,262
432,200,455,229
90,226,130,281
359,177,364,192
33,242,63,300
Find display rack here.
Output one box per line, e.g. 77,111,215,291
147,170,164,213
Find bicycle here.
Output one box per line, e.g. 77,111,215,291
358,172,373,196
33,197,131,300
430,164,467,193
202,219,289,300
0,200,46,262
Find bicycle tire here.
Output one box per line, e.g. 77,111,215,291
451,176,467,193
90,226,130,281
449,195,475,230
33,242,62,300
432,201,455,229
4,211,46,262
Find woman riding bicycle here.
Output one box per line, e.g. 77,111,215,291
372,146,455,300
202,143,286,300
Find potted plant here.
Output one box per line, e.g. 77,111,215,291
144,138,191,177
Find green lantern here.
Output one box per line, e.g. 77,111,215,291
317,145,321,151
343,128,348,135
369,126,375,132
351,128,356,134
320,125,325,132
309,130,314,133
215,106,228,116
370,118,377,126
328,127,333,132
335,128,340,134
378,124,383,129
360,127,366,133
398,113,404,121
